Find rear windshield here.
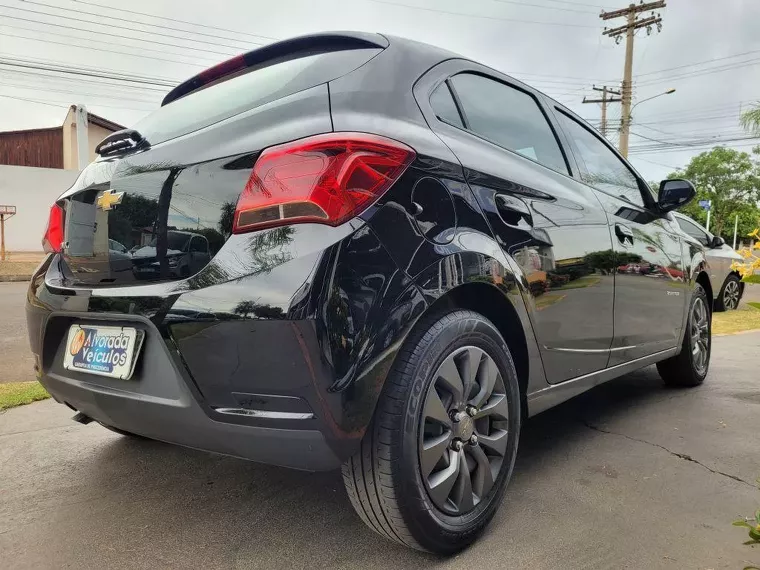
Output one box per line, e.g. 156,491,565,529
135,48,381,145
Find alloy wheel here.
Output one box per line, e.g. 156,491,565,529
419,346,509,515
690,296,710,375
723,280,740,310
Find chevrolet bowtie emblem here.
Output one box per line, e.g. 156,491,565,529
97,189,124,211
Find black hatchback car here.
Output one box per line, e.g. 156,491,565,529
27,32,710,554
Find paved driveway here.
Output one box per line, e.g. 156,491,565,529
0,282,34,384
1,332,759,569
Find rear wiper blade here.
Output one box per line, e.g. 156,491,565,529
95,129,149,157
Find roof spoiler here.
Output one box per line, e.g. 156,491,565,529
162,32,389,107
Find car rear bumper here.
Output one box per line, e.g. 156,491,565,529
27,264,345,471
39,368,340,471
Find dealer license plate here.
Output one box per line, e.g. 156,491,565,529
63,325,144,380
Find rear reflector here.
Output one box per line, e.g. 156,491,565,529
233,133,415,234
42,203,64,253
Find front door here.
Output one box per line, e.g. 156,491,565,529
420,67,615,383
551,109,687,364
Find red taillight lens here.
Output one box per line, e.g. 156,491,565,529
42,203,64,253
232,133,415,234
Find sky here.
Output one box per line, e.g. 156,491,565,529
1,0,759,182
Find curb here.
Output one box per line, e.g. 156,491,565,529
0,275,31,283
714,328,760,337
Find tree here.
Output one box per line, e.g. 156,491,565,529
233,301,256,318
740,104,760,135
667,147,760,238
218,201,236,237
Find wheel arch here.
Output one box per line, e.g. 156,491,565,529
406,251,547,420
696,270,713,306
424,280,531,413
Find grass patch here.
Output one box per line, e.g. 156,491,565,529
749,302,760,310
0,382,50,410
0,260,39,276
535,293,566,311
557,275,601,290
712,305,760,335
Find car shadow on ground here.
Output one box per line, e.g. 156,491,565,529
81,365,678,566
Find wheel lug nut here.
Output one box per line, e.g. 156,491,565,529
469,434,478,446
451,411,465,422
465,405,477,417
451,439,464,451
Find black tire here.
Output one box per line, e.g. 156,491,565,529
656,283,711,387
714,273,742,312
342,309,521,554
98,422,147,439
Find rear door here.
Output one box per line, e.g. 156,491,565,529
550,108,687,364
417,62,615,384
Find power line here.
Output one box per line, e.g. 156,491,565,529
489,0,599,14
0,92,66,108
2,67,171,93
630,156,680,169
510,0,615,8
0,79,160,106
636,58,760,87
0,6,245,57
21,0,268,48
0,57,177,87
364,0,602,27
0,29,214,68
0,91,152,111
71,0,280,42
634,48,760,78
628,135,760,153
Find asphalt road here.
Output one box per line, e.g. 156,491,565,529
2,331,759,569
0,282,34,384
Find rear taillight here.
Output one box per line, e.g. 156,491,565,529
42,203,64,253
232,133,415,234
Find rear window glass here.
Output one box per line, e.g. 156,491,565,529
135,48,381,145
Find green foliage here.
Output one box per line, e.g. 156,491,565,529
667,147,760,239
733,509,760,544
109,194,160,247
583,249,642,274
177,227,225,255
0,382,50,410
740,104,760,135
218,201,236,237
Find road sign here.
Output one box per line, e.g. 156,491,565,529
0,205,16,215
698,200,711,211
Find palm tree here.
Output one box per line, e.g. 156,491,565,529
740,104,760,134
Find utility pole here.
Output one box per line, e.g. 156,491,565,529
601,1,665,157
582,85,622,139
0,205,17,261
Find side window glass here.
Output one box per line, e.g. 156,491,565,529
555,111,645,207
677,218,710,247
429,82,464,128
449,73,568,175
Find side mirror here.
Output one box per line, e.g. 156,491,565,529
710,235,725,248
657,179,696,212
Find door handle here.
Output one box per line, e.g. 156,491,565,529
495,194,533,227
615,223,634,246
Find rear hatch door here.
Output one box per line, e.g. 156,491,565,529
54,36,385,287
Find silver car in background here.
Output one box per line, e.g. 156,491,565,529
673,212,744,311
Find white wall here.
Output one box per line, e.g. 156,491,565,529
0,165,80,251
